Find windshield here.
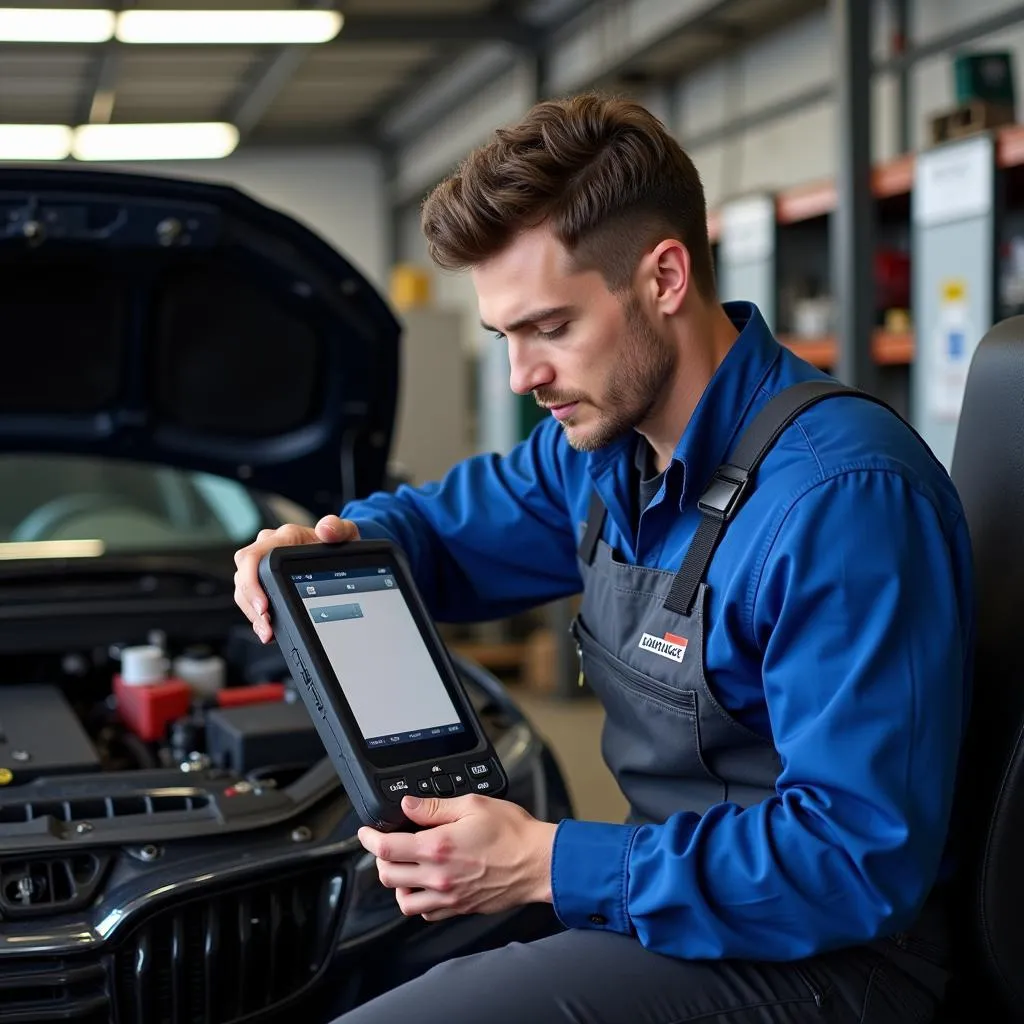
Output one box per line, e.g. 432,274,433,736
0,454,266,557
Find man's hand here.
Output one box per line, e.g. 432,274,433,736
358,794,558,922
232,516,360,643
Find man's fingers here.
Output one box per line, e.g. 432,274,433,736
421,907,461,923
232,563,265,628
230,522,325,643
376,860,452,892
315,516,360,543
395,886,458,918
357,826,419,863
401,794,468,829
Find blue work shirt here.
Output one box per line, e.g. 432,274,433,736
341,301,975,961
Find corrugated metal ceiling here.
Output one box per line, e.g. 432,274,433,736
0,0,825,149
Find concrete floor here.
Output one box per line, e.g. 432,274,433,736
512,688,628,824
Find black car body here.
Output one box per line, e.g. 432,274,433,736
0,168,572,1024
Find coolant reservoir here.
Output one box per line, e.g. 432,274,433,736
172,650,226,699
119,644,168,686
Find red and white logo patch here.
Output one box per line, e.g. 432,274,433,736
638,630,688,663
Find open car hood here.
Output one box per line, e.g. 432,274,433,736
0,167,400,519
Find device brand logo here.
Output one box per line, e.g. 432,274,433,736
638,631,688,663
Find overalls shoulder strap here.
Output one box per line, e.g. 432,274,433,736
576,381,866,570
664,379,883,615
578,487,608,564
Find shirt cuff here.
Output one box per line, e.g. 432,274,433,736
551,819,638,934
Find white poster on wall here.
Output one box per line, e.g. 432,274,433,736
914,136,994,228
720,194,775,265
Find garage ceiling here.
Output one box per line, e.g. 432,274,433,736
0,0,827,151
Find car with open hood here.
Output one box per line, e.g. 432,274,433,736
0,167,572,1024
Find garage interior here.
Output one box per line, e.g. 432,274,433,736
2,0,1024,1021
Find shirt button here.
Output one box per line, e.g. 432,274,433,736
588,913,607,926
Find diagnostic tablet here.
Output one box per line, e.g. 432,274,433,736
258,540,508,830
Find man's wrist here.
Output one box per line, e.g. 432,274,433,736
528,820,558,904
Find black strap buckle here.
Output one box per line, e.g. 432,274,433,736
696,465,750,521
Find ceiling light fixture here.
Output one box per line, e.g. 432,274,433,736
72,122,240,161
0,124,73,161
115,9,343,45
0,7,115,43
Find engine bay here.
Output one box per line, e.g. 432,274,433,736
0,624,352,922
0,567,521,928
0,627,321,788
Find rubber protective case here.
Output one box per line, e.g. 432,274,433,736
258,540,507,830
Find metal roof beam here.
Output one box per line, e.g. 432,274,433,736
543,0,750,96
224,44,311,138
349,41,471,146
371,0,601,150
77,42,120,125
876,1,1024,73
317,12,531,45
243,125,379,147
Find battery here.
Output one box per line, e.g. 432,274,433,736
205,701,323,775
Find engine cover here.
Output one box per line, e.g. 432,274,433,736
0,685,100,785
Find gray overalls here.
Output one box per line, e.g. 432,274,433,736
573,382,861,824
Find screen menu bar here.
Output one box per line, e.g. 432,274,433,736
290,567,393,583
294,575,397,598
365,722,465,748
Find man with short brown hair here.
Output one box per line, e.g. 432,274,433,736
234,93,972,1022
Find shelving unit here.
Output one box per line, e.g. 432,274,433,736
777,329,915,368
708,122,1024,384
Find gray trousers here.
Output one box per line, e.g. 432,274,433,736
330,924,951,1024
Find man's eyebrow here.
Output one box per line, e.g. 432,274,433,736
480,306,576,335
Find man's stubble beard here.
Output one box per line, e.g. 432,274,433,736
560,296,677,453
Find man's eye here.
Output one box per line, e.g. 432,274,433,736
538,324,568,340
491,331,507,342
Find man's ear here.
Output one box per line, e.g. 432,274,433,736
646,239,690,316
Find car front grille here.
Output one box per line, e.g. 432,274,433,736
0,958,110,1023
0,864,345,1024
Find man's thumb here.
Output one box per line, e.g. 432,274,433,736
315,516,359,543
402,795,459,825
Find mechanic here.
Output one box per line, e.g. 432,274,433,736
233,93,974,1023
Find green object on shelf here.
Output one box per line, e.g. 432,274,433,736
954,52,1016,110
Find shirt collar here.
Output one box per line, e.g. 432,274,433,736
670,301,781,508
586,301,781,506
633,433,658,480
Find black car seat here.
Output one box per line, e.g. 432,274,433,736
940,315,1024,1021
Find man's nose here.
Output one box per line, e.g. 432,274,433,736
508,339,554,396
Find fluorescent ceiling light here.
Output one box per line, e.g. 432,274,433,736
0,124,73,161
72,122,240,161
0,7,115,42
116,9,343,44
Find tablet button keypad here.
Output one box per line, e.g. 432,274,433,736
381,776,411,801
431,774,455,797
